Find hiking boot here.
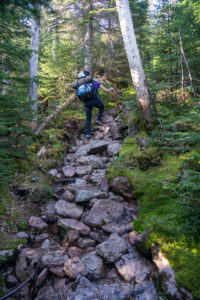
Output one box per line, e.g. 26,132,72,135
95,120,103,126
85,134,92,139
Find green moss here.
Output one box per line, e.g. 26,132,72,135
106,135,200,298
0,235,27,251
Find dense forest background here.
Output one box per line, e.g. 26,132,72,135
0,0,200,298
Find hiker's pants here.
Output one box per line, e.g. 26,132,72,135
85,97,104,135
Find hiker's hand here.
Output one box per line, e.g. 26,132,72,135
110,87,114,92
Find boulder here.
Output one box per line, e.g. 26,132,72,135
109,176,133,199
96,233,127,263
96,281,134,300
109,122,122,140
115,253,153,283
135,281,159,300
77,238,96,249
76,166,92,176
68,247,82,258
82,251,105,280
29,216,48,233
84,199,124,227
62,190,74,202
75,140,109,156
58,218,90,235
66,230,79,243
63,256,88,279
67,277,100,300
152,245,193,300
75,186,108,203
41,250,68,266
77,155,104,169
107,142,122,156
62,166,76,178
55,200,83,219
90,169,106,186
15,248,39,281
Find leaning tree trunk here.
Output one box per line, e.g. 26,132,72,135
29,15,40,131
115,0,157,129
83,0,93,72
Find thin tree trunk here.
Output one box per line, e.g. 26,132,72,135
29,15,40,131
179,30,196,97
83,0,93,72
107,19,112,60
35,96,75,136
115,0,157,129
180,52,184,101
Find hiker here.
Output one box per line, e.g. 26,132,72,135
76,70,114,138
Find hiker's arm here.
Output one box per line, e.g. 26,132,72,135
100,84,113,93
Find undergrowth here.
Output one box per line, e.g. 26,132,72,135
107,95,200,298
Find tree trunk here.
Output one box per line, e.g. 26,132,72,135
115,0,157,129
29,15,40,131
179,30,196,98
83,0,93,72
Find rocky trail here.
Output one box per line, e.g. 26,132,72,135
0,111,162,300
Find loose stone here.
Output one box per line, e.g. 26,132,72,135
55,200,83,219
82,251,105,280
63,256,88,279
96,233,127,263
58,218,90,235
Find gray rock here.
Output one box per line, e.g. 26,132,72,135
77,238,96,249
96,281,134,300
35,268,48,288
0,250,15,261
107,142,122,156
135,281,159,300
96,233,127,263
15,248,39,281
49,169,58,176
14,232,29,239
102,223,126,235
75,178,87,185
55,200,83,219
41,239,51,249
77,155,104,169
75,186,108,203
67,277,100,300
115,252,153,283
75,140,109,156
42,201,56,221
62,190,75,202
41,250,68,266
58,218,90,235
76,165,92,176
152,245,193,300
84,199,124,227
29,216,48,233
62,166,76,178
109,122,122,140
6,274,18,286
90,169,106,185
34,233,49,243
109,192,124,202
82,251,105,280
63,256,88,279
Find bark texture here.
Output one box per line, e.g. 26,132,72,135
83,0,93,72
29,15,40,131
115,0,157,129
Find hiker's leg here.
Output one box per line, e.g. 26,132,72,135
85,102,94,135
95,99,104,121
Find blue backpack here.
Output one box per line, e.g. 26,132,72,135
76,81,97,102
